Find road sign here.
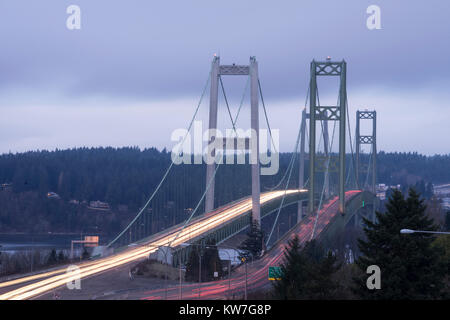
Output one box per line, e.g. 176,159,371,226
84,236,99,247
268,266,283,280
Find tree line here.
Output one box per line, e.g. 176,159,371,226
0,147,448,235
272,189,449,299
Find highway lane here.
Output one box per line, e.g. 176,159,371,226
141,190,361,300
0,189,305,300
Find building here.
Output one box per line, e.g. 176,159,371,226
47,192,60,199
375,183,402,200
434,184,450,197
0,183,12,191
88,200,110,211
441,198,450,210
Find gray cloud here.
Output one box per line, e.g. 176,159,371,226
0,0,449,154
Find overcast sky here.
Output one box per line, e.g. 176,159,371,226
0,0,449,155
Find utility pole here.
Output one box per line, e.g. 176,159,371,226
179,262,182,300
244,258,248,300
198,250,202,299
182,242,236,299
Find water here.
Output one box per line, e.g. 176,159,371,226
0,234,107,254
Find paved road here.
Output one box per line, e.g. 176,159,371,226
0,190,304,300
141,190,361,300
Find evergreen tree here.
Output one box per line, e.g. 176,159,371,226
273,237,342,299
185,246,200,282
1,148,450,236
385,187,395,200
432,236,450,277
57,251,66,262
81,248,90,260
47,249,58,265
272,236,306,299
184,242,223,282
353,189,447,299
203,239,223,281
425,182,434,199
445,211,450,231
238,219,264,261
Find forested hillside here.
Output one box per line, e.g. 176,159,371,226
0,147,448,235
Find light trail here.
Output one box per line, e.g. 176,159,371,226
141,190,361,300
0,189,305,300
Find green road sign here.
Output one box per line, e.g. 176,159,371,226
268,266,283,280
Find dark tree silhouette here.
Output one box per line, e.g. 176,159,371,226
353,189,448,299
238,219,264,261
272,237,341,299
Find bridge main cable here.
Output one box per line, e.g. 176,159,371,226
107,71,212,248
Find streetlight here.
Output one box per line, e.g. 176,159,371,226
198,249,202,298
176,243,204,298
241,256,248,300
400,229,450,235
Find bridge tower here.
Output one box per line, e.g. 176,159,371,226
297,108,330,222
298,109,307,222
355,110,377,193
205,56,261,225
309,59,347,215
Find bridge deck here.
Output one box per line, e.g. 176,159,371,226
0,190,305,300
141,190,362,300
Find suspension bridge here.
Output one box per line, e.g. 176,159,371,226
0,56,379,300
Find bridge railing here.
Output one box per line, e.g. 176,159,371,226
171,191,308,267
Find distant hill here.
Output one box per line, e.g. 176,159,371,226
0,147,448,234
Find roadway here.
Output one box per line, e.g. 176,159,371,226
141,190,361,300
0,189,304,300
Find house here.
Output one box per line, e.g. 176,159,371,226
47,192,60,199
441,198,450,210
88,200,110,211
0,183,12,191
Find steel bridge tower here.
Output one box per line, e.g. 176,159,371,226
205,56,261,226
297,108,330,222
309,59,347,215
355,110,377,193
